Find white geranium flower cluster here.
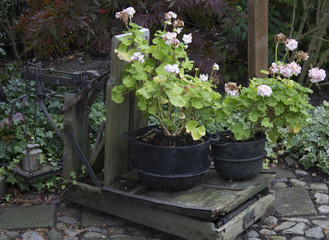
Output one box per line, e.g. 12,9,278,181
270,60,302,78
285,39,298,51
164,64,180,74
130,52,144,63
200,74,208,82
308,67,327,83
115,7,136,24
165,11,177,21
162,32,179,47
161,11,192,48
182,34,192,45
257,85,272,97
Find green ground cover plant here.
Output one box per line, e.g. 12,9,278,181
288,101,329,174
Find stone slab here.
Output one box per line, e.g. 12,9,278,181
0,204,55,229
274,188,317,217
270,168,296,179
81,207,126,227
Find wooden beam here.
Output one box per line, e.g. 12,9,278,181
104,29,150,186
248,0,268,79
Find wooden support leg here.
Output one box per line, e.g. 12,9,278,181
63,92,90,178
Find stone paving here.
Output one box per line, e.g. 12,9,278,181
1,157,329,240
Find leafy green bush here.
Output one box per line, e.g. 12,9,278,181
0,63,106,191
288,101,329,174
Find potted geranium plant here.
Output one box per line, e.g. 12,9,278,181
212,33,326,180
112,7,222,191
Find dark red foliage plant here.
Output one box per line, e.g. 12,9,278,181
17,0,115,58
16,0,241,79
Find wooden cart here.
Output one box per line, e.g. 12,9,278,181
63,2,273,239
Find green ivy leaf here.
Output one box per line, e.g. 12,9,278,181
300,153,316,169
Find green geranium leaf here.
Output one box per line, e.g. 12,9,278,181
191,98,203,109
267,126,278,143
231,122,251,140
261,118,273,128
137,98,147,111
136,84,155,99
172,85,184,95
123,75,136,88
186,121,205,140
148,105,157,115
257,102,267,112
274,102,285,116
265,97,278,107
111,85,127,103
249,109,261,122
186,120,197,132
169,95,188,107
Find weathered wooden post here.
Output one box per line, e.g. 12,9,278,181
63,92,90,178
104,29,150,186
248,0,268,79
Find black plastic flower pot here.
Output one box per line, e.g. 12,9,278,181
126,125,210,191
210,131,266,181
211,154,266,181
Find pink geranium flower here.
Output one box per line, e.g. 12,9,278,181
308,67,326,83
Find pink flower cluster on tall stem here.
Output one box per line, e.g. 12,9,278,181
308,67,326,83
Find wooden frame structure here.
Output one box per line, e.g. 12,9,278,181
63,1,272,239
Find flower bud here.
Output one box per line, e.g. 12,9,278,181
287,80,294,87
225,82,239,96
295,51,309,61
173,20,184,27
274,33,287,43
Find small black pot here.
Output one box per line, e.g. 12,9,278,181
126,126,210,191
211,131,266,181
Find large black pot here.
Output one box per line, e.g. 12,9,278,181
127,125,210,191
211,131,266,181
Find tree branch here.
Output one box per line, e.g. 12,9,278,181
0,21,22,63
289,0,297,38
317,48,329,67
296,0,311,40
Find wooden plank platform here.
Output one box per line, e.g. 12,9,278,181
64,181,274,240
102,170,275,220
